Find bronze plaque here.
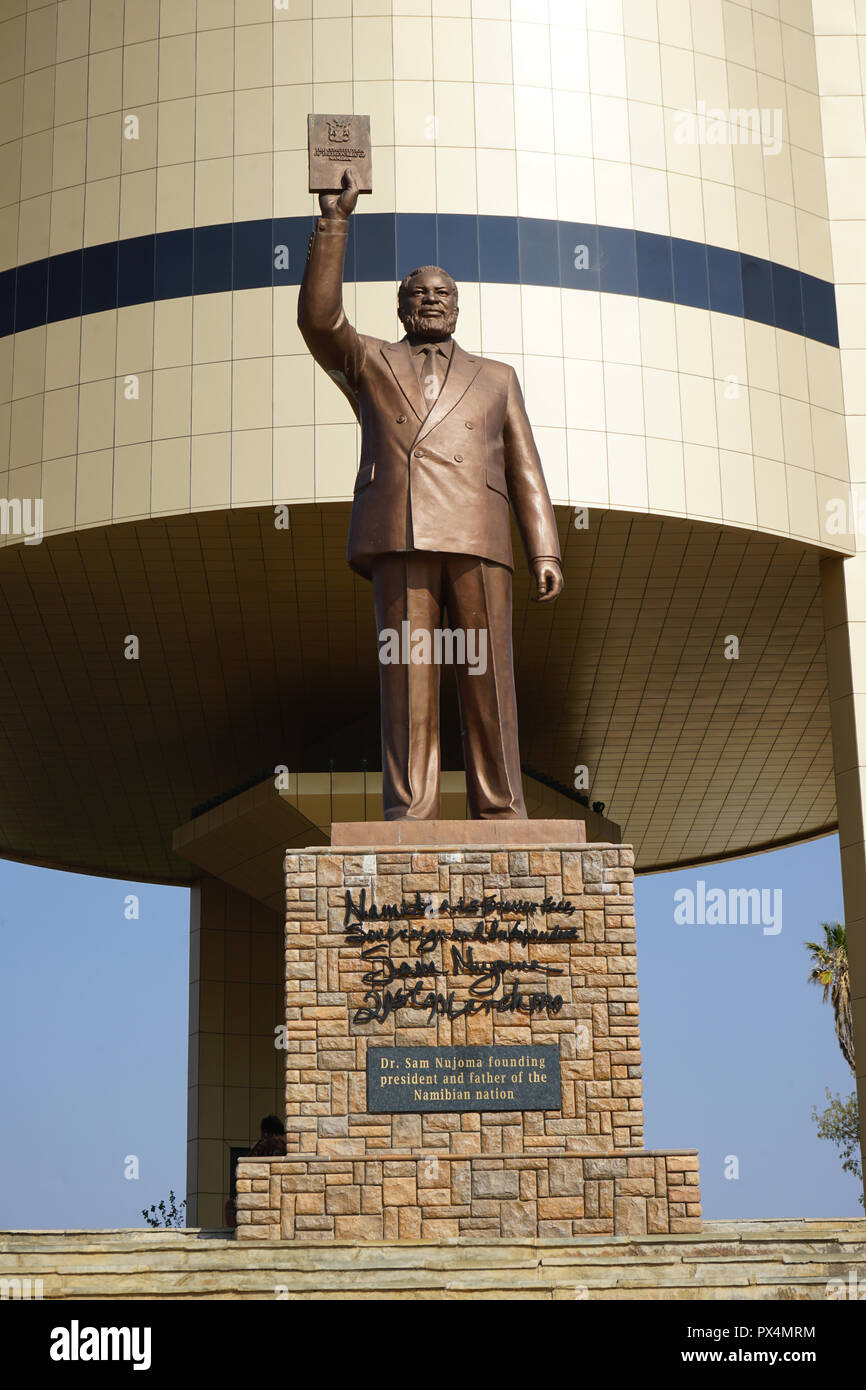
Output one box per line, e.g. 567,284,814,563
308,113,372,194
366,1045,562,1113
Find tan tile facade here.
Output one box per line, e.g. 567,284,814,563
816,5,866,1185
0,1,852,551
187,874,284,1230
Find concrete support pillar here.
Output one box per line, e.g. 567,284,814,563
186,875,284,1228
820,554,866,1191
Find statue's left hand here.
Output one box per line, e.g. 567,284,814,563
532,559,563,602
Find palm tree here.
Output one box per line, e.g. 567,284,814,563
806,922,855,1072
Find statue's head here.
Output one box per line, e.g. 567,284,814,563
398,266,459,340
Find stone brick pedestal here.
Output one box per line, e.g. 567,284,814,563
236,839,701,1240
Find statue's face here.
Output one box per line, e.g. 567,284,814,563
399,270,459,340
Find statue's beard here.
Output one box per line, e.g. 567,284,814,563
401,306,458,341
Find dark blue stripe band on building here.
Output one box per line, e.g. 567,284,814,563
0,213,838,348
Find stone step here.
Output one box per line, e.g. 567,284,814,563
1,1261,857,1284
1,1220,863,1300
3,1218,864,1245
0,1276,855,1300
3,1247,865,1273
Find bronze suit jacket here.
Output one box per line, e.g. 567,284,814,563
297,217,561,581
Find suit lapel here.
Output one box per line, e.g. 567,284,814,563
414,341,483,444
381,340,426,422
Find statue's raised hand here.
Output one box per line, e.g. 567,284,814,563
319,167,360,220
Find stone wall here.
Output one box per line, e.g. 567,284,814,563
235,1151,701,1240
283,844,643,1156
234,840,701,1241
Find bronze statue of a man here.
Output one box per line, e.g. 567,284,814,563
298,169,563,821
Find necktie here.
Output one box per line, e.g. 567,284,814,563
420,345,443,412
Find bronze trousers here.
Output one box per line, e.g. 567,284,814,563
371,552,527,820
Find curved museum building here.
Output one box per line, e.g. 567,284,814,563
1,0,865,1222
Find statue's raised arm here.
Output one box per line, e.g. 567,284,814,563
297,168,364,414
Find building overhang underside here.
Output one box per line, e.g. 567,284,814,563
0,503,836,884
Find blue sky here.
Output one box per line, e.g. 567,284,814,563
0,832,859,1228
637,834,860,1218
0,868,189,1229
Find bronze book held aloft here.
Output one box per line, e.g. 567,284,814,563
308,113,372,194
